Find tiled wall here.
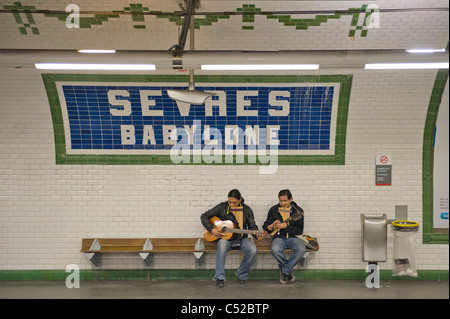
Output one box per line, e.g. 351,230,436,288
0,0,448,277
0,67,448,274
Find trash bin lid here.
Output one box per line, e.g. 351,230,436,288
392,220,419,231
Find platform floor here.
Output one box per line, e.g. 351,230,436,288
0,279,448,299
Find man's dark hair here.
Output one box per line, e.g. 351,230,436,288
278,189,292,199
228,189,245,203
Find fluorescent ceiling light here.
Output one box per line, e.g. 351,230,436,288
201,64,319,70
365,62,449,70
406,49,446,53
35,63,156,70
77,49,116,54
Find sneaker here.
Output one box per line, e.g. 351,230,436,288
279,273,289,284
235,271,246,284
216,280,224,288
287,271,295,283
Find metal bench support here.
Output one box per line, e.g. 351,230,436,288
194,238,206,268
84,238,102,268
139,238,154,269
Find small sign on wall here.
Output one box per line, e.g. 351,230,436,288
376,155,391,186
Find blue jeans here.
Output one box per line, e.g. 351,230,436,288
271,237,307,275
214,238,257,281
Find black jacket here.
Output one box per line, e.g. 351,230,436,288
201,201,259,239
263,201,304,238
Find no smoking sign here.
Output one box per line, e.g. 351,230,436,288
376,155,392,165
376,155,392,185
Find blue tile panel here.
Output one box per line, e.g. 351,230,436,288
62,84,334,151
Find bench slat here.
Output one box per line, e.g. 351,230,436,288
81,239,95,252
81,237,315,253
82,238,199,252
100,238,146,247
150,238,198,247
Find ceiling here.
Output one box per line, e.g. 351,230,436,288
0,0,448,68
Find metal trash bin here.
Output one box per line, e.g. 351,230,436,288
392,220,419,277
361,214,387,262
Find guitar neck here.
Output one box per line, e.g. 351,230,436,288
270,212,302,236
225,228,259,235
283,211,302,223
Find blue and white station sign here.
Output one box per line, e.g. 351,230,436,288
45,75,351,165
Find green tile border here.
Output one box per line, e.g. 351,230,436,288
0,269,447,281
4,2,373,36
42,73,352,166
422,69,449,244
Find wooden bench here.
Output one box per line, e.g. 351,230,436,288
81,238,203,268
81,237,316,269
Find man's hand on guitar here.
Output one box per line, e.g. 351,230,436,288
276,222,287,229
269,220,287,230
269,220,287,236
256,231,267,240
268,220,280,231
211,228,224,238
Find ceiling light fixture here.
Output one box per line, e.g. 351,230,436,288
365,62,449,70
201,64,320,70
77,49,116,54
34,63,156,70
406,49,446,53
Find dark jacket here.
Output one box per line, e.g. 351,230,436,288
201,201,259,239
263,201,304,238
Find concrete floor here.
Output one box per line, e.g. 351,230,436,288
0,279,448,299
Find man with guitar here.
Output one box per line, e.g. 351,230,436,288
263,189,307,284
201,189,265,287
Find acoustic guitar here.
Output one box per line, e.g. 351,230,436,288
270,211,303,236
204,216,266,242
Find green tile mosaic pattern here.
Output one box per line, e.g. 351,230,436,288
42,74,352,166
3,1,39,34
3,2,375,37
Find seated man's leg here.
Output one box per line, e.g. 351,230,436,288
271,237,289,274
236,238,257,281
272,237,307,283
284,237,307,276
214,239,231,281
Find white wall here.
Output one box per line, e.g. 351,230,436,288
0,0,448,275
0,67,448,273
